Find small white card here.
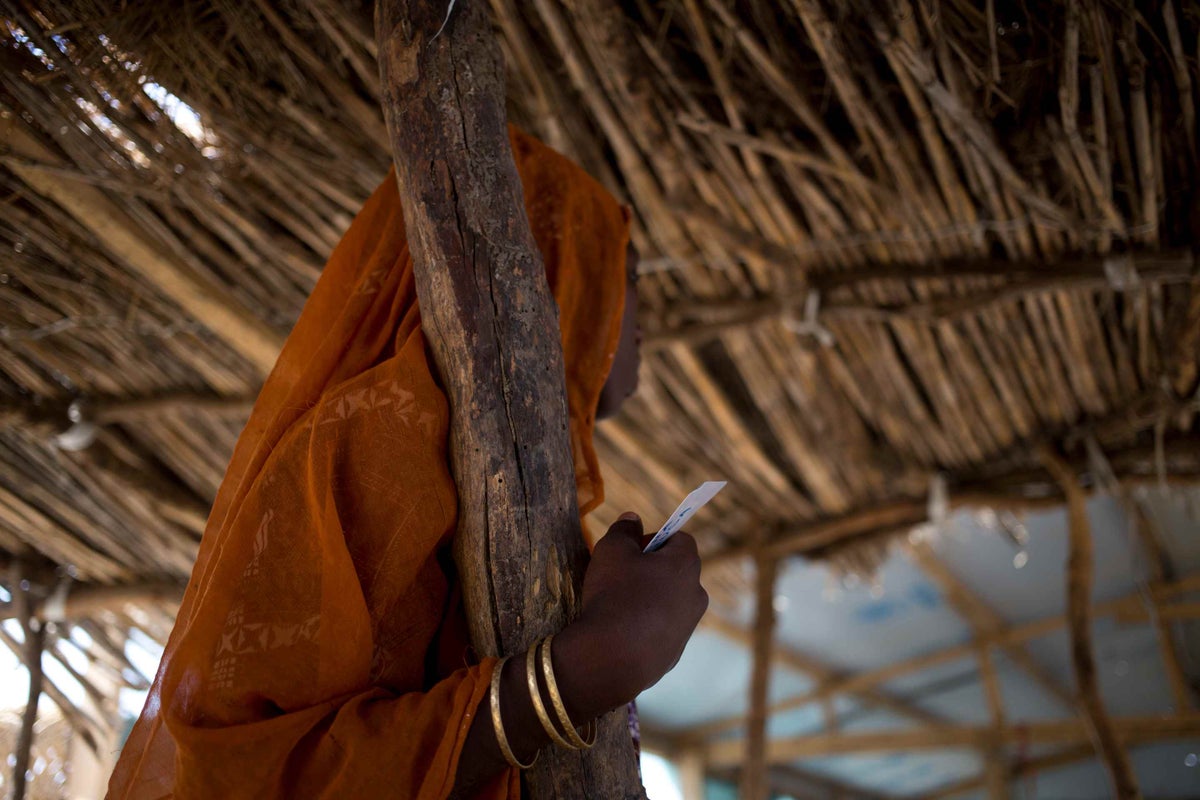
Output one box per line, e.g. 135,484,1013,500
642,481,727,553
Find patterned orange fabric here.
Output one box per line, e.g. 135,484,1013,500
107,129,631,800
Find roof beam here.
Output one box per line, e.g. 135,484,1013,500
711,763,894,800
926,744,1096,800
741,553,777,800
644,243,1194,349
2,122,284,376
1039,445,1139,798
908,542,1075,710
698,613,942,731
705,394,1200,565
1129,501,1195,711
977,647,1009,800
685,573,1200,742
704,714,1200,767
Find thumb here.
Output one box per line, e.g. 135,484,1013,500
601,511,644,549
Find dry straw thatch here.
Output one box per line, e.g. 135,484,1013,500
0,0,1198,772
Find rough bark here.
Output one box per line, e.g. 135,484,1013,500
374,1,644,796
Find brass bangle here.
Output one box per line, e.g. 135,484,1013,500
540,635,598,749
490,656,537,769
526,638,580,750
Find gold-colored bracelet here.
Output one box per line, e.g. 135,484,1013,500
526,638,579,750
540,635,598,749
490,656,538,769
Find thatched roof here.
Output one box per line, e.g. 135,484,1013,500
1,0,1198,791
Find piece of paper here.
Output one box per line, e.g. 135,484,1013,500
642,481,727,553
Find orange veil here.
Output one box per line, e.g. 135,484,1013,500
107,128,631,800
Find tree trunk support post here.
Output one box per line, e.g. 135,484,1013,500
374,1,643,796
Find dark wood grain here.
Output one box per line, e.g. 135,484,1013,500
375,1,644,796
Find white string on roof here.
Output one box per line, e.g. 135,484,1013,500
781,290,835,347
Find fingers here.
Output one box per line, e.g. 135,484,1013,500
598,511,644,551
658,530,700,560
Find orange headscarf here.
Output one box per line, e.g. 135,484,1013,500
107,128,631,800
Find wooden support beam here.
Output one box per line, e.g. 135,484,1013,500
677,749,707,800
713,763,892,800
374,1,641,797
1,123,284,376
0,625,104,754
699,613,941,727
1038,445,1140,799
909,542,1074,710
11,571,45,800
1129,502,1194,711
925,744,1100,800
684,573,1200,741
644,247,1194,348
0,579,185,623
741,555,778,800
705,403,1200,565
977,647,1009,800
704,714,1200,767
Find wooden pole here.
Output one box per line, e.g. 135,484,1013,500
1038,445,1141,799
683,573,1200,742
698,612,939,727
977,647,1009,800
909,542,1074,710
1129,501,1194,711
11,574,46,800
677,749,707,800
741,553,778,800
703,714,1200,766
925,744,1101,800
374,1,643,797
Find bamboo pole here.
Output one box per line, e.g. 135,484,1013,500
11,572,46,800
704,714,1200,767
977,647,1009,800
740,553,778,800
698,613,939,726
909,542,1073,709
1038,445,1140,799
0,579,184,623
374,1,642,796
684,573,1200,741
677,749,706,800
926,744,1105,800
1129,502,1193,711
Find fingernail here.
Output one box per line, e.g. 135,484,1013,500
618,511,640,522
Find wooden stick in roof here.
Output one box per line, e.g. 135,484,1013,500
374,1,644,797
1038,445,1141,799
10,568,46,800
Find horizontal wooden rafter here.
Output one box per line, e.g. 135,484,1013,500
704,714,1200,767
705,393,1200,564
645,243,1195,349
684,572,1200,741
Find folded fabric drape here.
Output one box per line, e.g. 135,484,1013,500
107,127,631,800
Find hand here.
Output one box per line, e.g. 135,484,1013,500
552,512,708,722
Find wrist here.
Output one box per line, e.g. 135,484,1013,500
551,618,640,723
